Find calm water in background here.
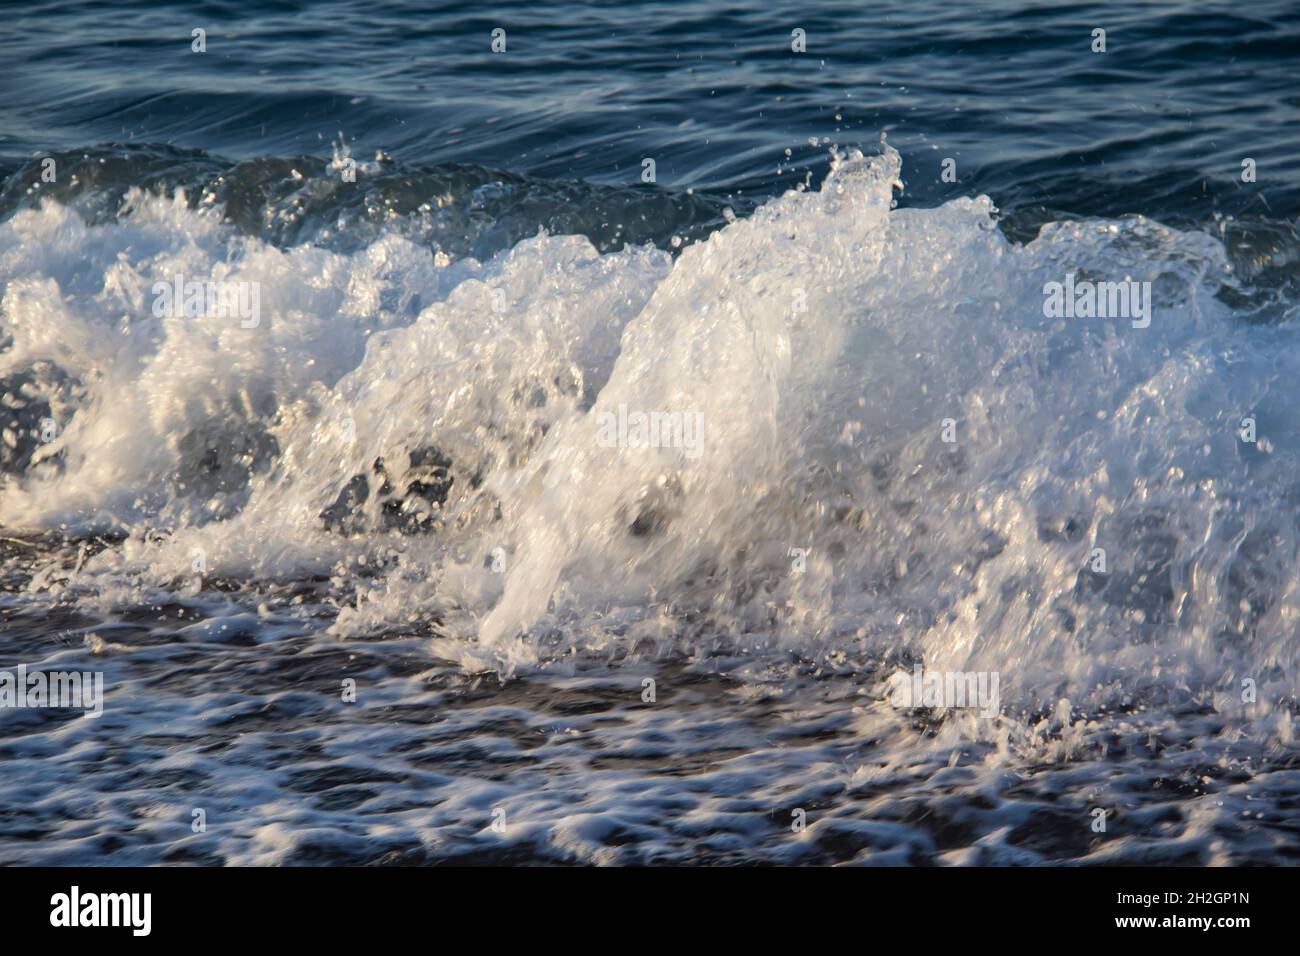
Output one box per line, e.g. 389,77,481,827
2,1,1300,865
4,1,1300,224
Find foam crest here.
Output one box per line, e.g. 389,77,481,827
2,145,1298,720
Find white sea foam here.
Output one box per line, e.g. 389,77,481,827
2,145,1298,733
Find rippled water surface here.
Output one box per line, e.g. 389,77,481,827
2,1,1299,865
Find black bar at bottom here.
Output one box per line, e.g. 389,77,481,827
0,865,1274,942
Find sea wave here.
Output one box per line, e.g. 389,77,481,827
1,143,1298,737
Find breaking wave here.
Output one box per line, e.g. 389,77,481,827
2,142,1298,738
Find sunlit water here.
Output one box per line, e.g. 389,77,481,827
1,1,1298,864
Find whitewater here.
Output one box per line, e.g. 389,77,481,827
1,144,1297,864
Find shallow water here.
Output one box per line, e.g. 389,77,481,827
1,1,1299,865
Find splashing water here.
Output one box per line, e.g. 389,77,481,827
3,144,1298,736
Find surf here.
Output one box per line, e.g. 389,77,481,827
0,143,1296,741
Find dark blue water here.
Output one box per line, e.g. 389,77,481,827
3,0,1299,232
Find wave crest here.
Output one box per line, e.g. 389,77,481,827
2,144,1298,722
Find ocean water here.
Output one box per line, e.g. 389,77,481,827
2,0,1299,865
